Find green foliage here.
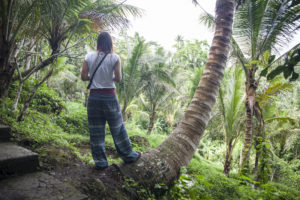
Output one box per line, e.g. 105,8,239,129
189,66,204,99
256,136,272,184
0,98,14,119
198,137,226,165
218,66,245,144
163,173,212,200
125,121,167,148
32,83,65,114
271,157,300,191
8,78,65,114
290,159,300,174
0,99,91,163
267,48,300,81
121,177,156,200
172,39,209,69
186,158,241,200
237,182,300,200
163,156,300,200
117,33,149,116
56,102,89,135
49,57,86,100
4,109,70,146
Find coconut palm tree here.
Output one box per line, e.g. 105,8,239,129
231,0,300,172
219,66,245,176
116,0,235,186
141,61,176,135
117,33,150,118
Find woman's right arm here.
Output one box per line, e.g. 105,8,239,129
113,59,122,83
81,61,89,81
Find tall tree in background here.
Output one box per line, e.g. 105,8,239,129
172,39,209,70
231,0,300,172
118,0,235,186
117,34,149,118
142,61,176,135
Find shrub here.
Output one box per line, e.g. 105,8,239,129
271,158,300,190
32,83,65,114
56,102,89,135
8,79,64,114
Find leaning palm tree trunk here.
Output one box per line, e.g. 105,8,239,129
119,0,235,186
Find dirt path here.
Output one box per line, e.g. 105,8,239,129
50,163,130,200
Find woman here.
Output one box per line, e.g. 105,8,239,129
81,32,140,170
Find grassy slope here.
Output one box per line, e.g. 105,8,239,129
1,101,299,200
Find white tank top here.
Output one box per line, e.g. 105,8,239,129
85,51,120,89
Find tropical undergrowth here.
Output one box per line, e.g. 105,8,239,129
1,83,299,200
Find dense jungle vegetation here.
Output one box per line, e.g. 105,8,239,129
0,0,299,199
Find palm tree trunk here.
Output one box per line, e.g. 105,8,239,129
253,102,263,180
240,69,257,173
223,139,233,177
147,105,156,135
121,102,128,120
240,100,254,173
118,0,235,186
253,132,260,179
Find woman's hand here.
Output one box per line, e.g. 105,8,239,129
81,61,89,81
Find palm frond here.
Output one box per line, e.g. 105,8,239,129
259,0,300,55
233,0,300,59
233,0,269,58
79,0,142,31
190,66,204,99
198,8,215,31
265,117,298,125
256,81,292,106
272,42,300,64
219,66,246,141
231,37,248,73
117,34,149,108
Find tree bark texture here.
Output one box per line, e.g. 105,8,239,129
0,41,15,98
118,0,235,187
240,68,257,173
147,105,156,135
0,0,36,98
223,139,233,177
253,102,264,181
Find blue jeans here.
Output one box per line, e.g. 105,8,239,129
87,93,139,167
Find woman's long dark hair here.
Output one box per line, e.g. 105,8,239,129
97,32,113,53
